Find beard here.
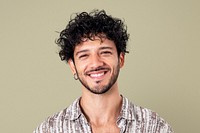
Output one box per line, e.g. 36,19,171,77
76,63,120,95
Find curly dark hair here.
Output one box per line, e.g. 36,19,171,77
56,10,129,62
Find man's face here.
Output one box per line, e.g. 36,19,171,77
68,37,124,94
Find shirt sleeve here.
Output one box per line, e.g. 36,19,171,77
33,120,49,133
157,116,174,133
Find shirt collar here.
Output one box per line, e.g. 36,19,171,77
66,96,136,121
119,96,136,121
66,98,82,121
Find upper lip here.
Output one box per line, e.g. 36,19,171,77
85,67,110,76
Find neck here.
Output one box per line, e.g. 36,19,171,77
80,84,122,126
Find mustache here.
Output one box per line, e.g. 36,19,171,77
85,66,110,74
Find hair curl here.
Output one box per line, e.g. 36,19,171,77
56,10,129,62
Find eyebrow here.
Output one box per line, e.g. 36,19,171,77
75,49,89,56
99,46,113,50
75,46,113,56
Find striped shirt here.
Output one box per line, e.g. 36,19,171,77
33,96,173,133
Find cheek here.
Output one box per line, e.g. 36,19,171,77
75,62,87,74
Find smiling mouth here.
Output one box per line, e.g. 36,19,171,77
85,67,110,79
89,71,107,78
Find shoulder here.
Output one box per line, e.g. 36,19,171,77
33,98,80,133
128,99,173,132
33,108,69,133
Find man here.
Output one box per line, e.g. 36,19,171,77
34,10,173,133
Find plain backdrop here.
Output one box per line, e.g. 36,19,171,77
0,0,199,132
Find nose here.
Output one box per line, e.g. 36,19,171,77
89,53,104,69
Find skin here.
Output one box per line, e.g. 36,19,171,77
68,37,125,133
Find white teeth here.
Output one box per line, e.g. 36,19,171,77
90,72,104,78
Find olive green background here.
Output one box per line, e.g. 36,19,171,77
0,0,199,132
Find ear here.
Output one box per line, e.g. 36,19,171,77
68,59,76,74
119,53,125,68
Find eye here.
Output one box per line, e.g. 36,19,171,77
101,51,112,55
78,54,88,59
